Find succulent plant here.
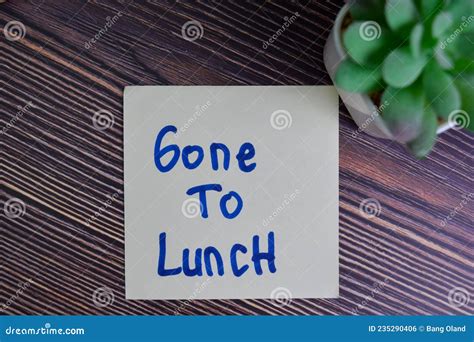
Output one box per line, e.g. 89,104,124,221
335,0,474,157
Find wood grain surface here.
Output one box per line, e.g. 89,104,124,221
1,0,473,315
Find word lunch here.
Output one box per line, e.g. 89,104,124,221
157,232,276,277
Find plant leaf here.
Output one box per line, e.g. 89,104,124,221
410,23,424,57
335,59,383,93
434,43,454,69
445,31,474,60
348,0,386,23
419,0,444,21
381,82,424,142
445,1,473,24
383,47,427,88
453,58,474,76
455,77,474,132
432,11,454,39
343,21,390,66
385,0,419,31
407,106,438,158
423,61,461,119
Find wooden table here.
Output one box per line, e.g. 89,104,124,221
2,0,472,315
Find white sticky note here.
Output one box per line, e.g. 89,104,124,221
124,86,339,300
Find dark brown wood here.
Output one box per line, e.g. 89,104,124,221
1,0,473,315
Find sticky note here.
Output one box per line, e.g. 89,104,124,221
124,86,339,300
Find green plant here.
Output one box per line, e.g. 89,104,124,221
335,0,474,157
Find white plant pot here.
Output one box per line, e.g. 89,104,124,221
323,4,452,141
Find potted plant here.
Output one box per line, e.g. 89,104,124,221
324,0,473,157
